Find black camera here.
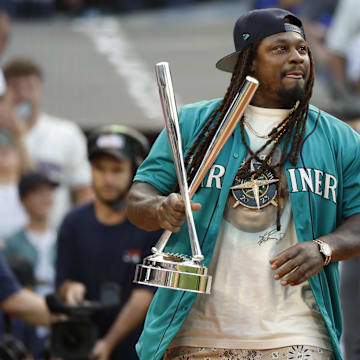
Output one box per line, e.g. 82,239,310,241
46,283,120,360
0,334,28,360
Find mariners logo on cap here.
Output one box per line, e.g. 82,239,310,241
96,134,125,149
231,160,279,210
242,33,250,41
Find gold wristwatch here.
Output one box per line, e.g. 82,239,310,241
313,239,332,266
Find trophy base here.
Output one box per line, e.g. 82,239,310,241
134,253,212,294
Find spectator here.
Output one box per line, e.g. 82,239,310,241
0,130,28,241
2,170,57,357
0,13,33,242
56,124,161,360
296,0,337,25
295,0,338,71
325,0,360,101
3,170,58,297
3,58,93,229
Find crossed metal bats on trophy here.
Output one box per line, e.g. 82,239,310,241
133,62,259,294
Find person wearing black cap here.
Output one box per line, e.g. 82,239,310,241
127,7,360,360
55,125,161,360
3,170,58,298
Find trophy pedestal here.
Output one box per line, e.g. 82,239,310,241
134,253,212,294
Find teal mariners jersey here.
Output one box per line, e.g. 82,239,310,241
134,99,360,360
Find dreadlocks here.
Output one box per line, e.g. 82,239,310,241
184,38,315,230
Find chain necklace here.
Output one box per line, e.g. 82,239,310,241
243,115,291,143
243,117,271,139
243,101,298,142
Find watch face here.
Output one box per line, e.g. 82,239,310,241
321,243,332,257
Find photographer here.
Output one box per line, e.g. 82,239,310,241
56,125,161,360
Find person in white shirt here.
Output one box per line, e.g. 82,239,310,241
0,130,28,240
0,12,32,240
3,58,93,228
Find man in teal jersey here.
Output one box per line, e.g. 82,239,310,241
127,8,360,360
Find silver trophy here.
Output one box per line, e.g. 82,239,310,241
134,62,259,294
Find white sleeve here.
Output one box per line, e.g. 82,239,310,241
64,123,91,188
0,69,6,96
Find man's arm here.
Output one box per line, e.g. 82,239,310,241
322,213,360,261
271,120,360,286
126,182,201,233
1,288,51,327
0,251,50,326
91,289,154,360
0,89,34,173
270,213,360,286
56,212,83,301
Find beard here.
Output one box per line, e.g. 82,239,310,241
277,81,307,107
93,185,128,210
277,69,309,107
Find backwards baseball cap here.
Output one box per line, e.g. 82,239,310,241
19,171,58,198
87,124,149,166
216,8,305,73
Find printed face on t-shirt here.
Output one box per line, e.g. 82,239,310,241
223,148,289,233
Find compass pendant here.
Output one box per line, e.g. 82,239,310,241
231,160,279,210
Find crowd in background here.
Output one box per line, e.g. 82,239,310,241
1,0,210,18
0,0,358,359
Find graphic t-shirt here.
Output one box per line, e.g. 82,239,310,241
170,105,332,351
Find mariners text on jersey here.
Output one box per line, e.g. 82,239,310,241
201,164,338,204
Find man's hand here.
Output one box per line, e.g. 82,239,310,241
91,339,112,360
156,193,201,233
127,182,202,232
0,89,28,139
0,89,16,127
59,281,86,305
270,241,324,286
